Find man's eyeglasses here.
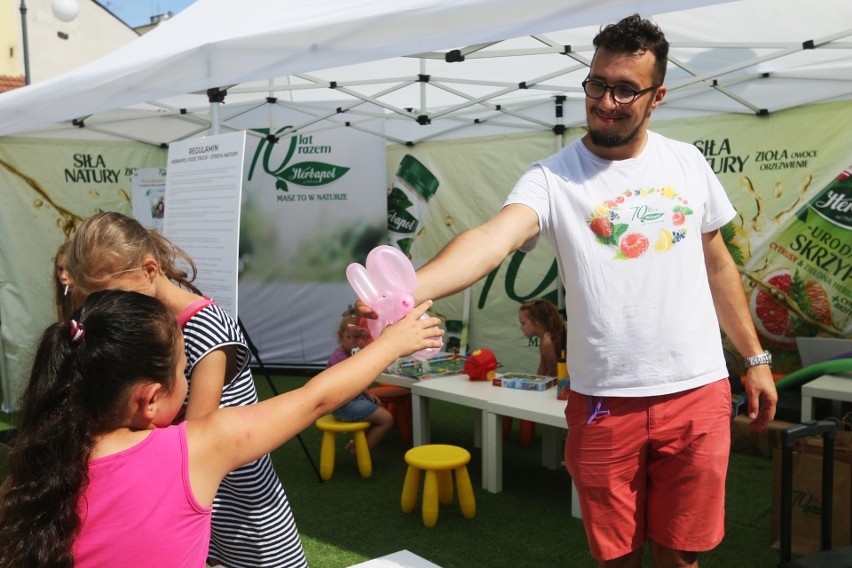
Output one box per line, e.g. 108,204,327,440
581,78,660,105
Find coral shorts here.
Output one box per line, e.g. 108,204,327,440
564,379,731,561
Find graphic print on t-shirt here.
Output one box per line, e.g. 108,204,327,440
587,185,694,260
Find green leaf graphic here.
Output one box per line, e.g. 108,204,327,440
596,223,628,246
388,186,414,210
397,238,414,255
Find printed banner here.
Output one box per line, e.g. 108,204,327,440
654,100,852,374
131,167,167,232
0,137,166,409
237,111,386,367
164,131,247,320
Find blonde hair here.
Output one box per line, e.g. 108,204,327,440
68,211,202,295
336,306,358,343
53,241,84,321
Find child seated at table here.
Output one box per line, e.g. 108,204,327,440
519,298,566,377
327,308,394,456
507,298,566,446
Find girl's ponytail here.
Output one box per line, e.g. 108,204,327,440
0,290,180,568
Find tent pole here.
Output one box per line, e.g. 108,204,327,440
553,95,566,314
211,103,221,135
207,87,227,135
419,58,427,113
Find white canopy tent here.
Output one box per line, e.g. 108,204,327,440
2,0,850,146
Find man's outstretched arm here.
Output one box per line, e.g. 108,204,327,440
414,203,541,303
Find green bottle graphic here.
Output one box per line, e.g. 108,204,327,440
387,154,439,256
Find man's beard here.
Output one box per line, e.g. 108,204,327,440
587,120,644,148
587,99,653,148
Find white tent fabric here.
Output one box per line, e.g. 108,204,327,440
0,0,851,146
0,0,729,144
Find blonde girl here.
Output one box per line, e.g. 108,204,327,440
68,211,300,567
327,309,393,454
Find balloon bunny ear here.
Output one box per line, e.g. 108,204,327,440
347,251,398,341
366,245,417,297
345,263,381,307
346,245,441,360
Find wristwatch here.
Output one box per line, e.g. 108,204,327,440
744,350,772,369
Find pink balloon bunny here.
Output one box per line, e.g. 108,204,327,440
346,245,441,360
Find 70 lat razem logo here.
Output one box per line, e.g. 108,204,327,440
247,127,350,202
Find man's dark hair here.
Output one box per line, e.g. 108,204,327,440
593,14,669,84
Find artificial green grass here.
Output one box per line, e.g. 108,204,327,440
260,375,780,567
0,375,780,567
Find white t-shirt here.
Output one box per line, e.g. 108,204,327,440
504,131,736,397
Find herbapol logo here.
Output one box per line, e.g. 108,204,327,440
247,126,349,192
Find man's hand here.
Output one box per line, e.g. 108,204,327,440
348,300,377,344
742,365,778,432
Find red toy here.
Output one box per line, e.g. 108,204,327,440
464,348,498,381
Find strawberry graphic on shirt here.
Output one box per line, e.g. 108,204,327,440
589,216,613,237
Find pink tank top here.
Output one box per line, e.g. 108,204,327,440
73,423,212,567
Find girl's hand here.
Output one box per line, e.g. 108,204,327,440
376,300,443,360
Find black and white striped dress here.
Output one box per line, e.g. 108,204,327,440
183,303,307,568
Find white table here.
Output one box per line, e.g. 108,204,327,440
410,376,495,485
484,386,581,519
800,373,852,421
347,549,442,568
410,374,581,519
376,372,417,388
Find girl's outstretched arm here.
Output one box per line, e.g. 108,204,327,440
187,301,442,504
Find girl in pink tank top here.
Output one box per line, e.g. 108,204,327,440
0,289,441,567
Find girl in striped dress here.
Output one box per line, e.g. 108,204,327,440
68,211,305,567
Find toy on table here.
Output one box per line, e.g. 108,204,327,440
346,245,441,360
394,353,468,380
493,373,556,391
464,348,498,381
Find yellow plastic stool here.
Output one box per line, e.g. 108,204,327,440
401,444,476,527
314,415,372,480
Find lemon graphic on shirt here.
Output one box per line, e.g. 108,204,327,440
654,228,673,252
